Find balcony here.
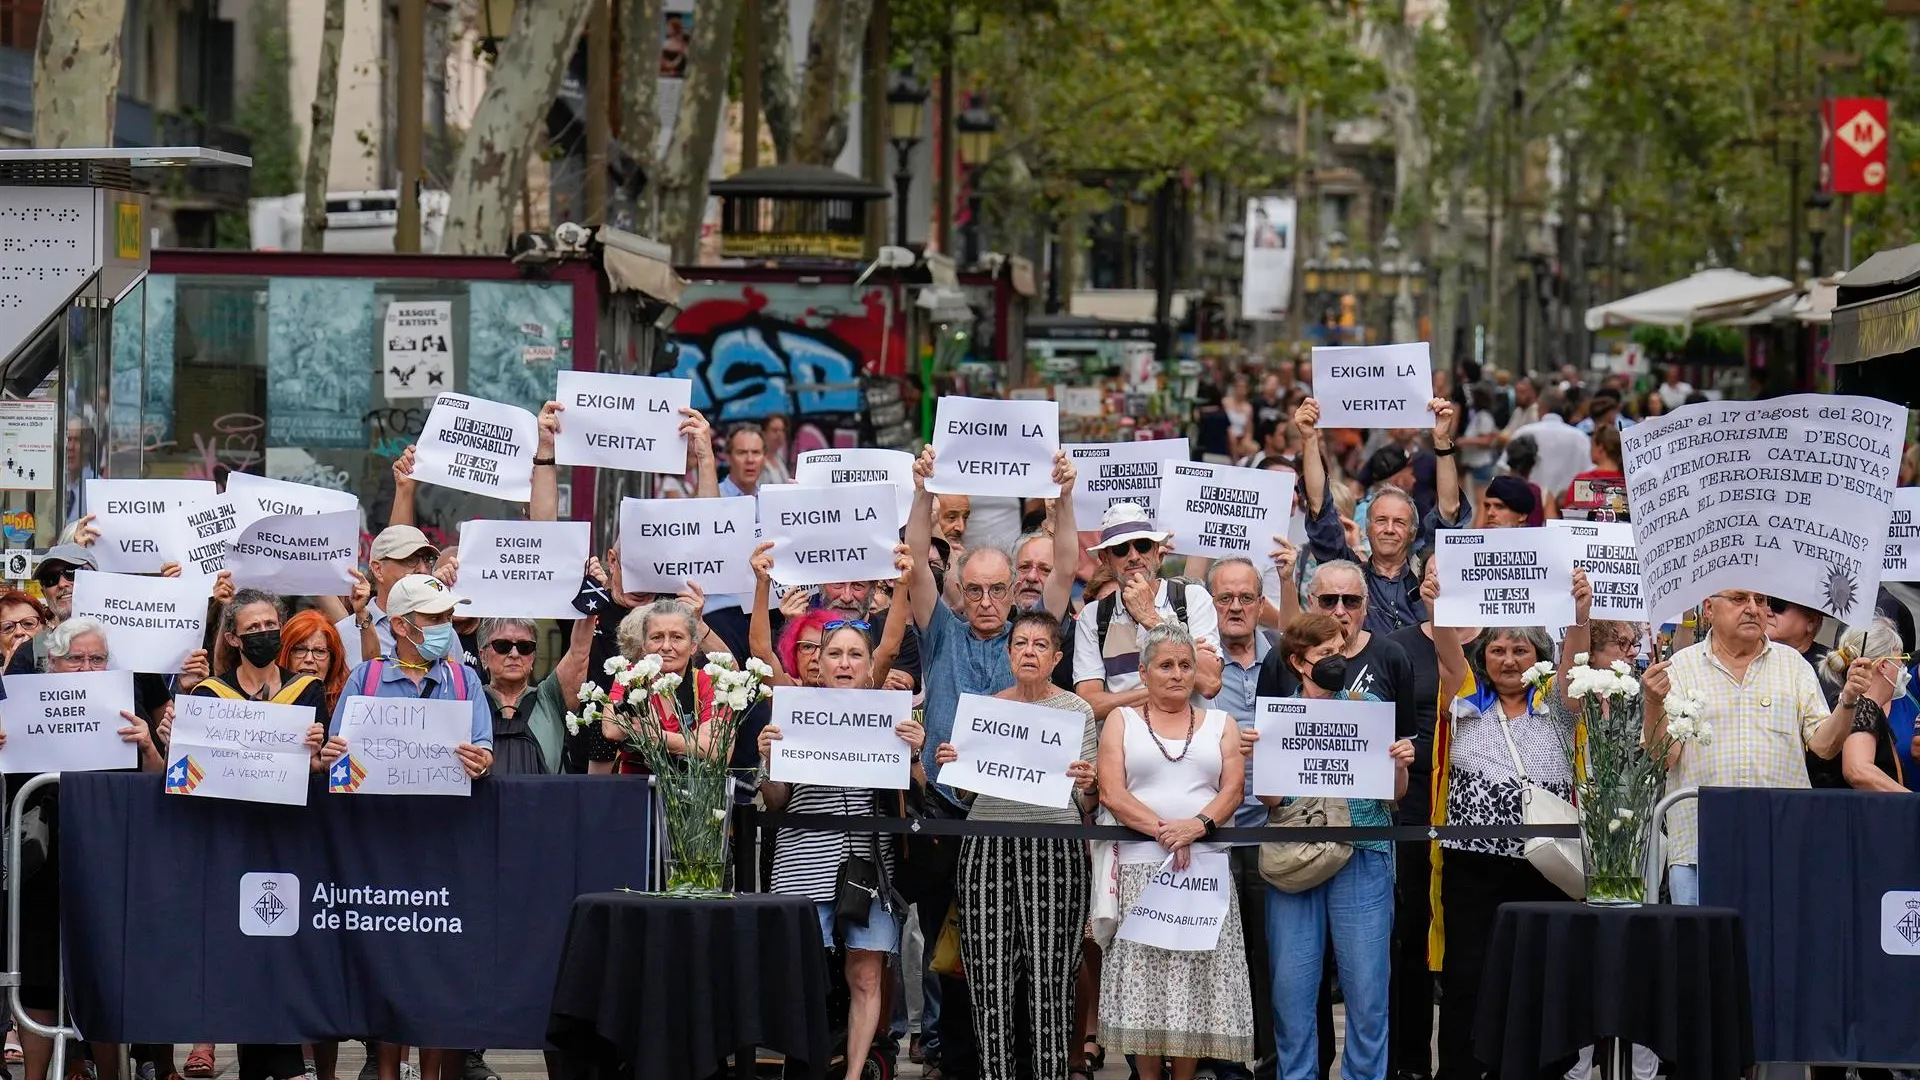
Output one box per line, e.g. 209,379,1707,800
0,44,156,145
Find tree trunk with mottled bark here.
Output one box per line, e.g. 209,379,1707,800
622,0,664,180
790,0,845,165
811,0,871,165
658,0,743,261
301,0,348,250
443,0,596,255
31,0,126,148
757,0,795,160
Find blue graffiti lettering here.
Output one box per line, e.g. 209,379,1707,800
671,316,862,421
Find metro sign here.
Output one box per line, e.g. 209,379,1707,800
1824,97,1891,194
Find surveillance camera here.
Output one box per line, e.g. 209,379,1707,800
510,231,558,266
554,222,592,251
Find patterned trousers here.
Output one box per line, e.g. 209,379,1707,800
957,834,1092,1080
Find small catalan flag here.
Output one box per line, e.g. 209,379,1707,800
329,754,367,794
165,755,204,795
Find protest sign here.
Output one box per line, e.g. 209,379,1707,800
1620,394,1905,626
454,520,591,619
760,482,900,588
1066,439,1191,524
382,300,453,400
1548,519,1645,622
1157,460,1296,558
766,686,914,789
170,493,245,576
83,479,216,572
222,471,359,523
0,670,136,773
333,696,473,796
1433,527,1575,628
793,448,916,527
1883,487,1920,583
926,396,1061,499
70,571,208,673
553,371,691,474
618,495,758,594
1114,851,1230,951
166,695,316,806
1310,343,1435,429
413,393,537,502
1252,696,1396,799
227,510,358,596
944,693,1082,809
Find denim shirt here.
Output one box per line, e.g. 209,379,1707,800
329,657,493,749
921,602,1013,799
1207,633,1273,828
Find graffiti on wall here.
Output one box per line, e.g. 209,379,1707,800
669,284,906,422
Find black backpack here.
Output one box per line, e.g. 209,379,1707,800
1094,576,1194,654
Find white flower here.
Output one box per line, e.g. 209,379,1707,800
758,683,774,701
1523,661,1558,690
565,714,582,735
1606,818,1623,833
745,657,773,678
711,808,728,821
1614,807,1635,822
707,651,736,669
603,657,626,676
726,688,751,712
1574,652,1590,667
616,667,646,689
1610,659,1632,675
578,682,600,703
655,672,683,695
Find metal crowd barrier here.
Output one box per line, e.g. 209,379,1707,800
1643,786,1699,900
5,772,78,1080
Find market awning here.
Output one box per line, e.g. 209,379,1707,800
1826,245,1920,366
598,227,686,304
1583,268,1796,332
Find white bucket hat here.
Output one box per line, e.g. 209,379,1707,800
1086,502,1173,554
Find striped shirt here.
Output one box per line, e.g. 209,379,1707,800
1664,636,1829,866
769,785,894,903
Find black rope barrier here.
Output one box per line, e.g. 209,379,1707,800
755,811,1580,845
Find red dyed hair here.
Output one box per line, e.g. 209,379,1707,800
278,609,348,712
776,607,836,683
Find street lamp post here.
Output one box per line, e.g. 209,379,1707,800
886,69,929,251
479,0,514,58
1806,190,1832,282
956,98,997,267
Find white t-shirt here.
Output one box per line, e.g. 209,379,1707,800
1072,578,1221,695
963,496,1026,556
1658,381,1694,410
1507,415,1592,505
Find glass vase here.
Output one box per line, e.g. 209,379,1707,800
1580,811,1648,907
660,776,734,896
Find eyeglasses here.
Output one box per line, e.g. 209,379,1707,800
1107,538,1158,557
1,618,42,635
795,640,823,654
1314,594,1366,611
961,583,1012,603
488,640,537,656
1213,593,1261,609
1765,597,1789,615
1713,592,1768,609
289,645,330,660
63,655,108,668
35,568,74,588
822,619,871,634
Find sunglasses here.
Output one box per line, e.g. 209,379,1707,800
823,619,872,634
488,640,537,656
1107,538,1159,557
1314,593,1366,611
35,568,74,588
1765,597,1789,615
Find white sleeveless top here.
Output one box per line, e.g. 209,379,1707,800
1116,705,1231,864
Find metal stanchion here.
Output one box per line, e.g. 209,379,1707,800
1643,787,1698,901
7,773,77,1080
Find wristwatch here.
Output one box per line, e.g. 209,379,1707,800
533,456,556,466
1196,813,1218,838
1433,442,1458,457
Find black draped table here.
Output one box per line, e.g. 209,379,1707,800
546,891,833,1080
1473,901,1755,1080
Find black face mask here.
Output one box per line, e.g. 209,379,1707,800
238,629,283,669
1308,654,1349,693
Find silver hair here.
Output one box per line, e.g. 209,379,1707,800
617,599,700,659
956,544,1013,582
47,617,109,660
1205,556,1261,591
1822,618,1905,692
1470,626,1556,672
1139,620,1197,670
1012,531,1050,564
476,617,538,649
1367,485,1418,520
1307,559,1366,599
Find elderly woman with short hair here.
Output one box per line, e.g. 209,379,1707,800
600,598,722,769
478,615,591,774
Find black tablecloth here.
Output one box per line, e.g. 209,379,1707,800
546,891,832,1080
1473,901,1755,1080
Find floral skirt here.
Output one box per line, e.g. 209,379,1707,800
1098,861,1255,1061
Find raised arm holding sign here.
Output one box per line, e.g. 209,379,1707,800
413,393,538,502
454,520,591,619
793,448,916,528
926,396,1061,499
227,511,359,597
618,495,759,594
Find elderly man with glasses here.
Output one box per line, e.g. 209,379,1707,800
1645,588,1870,906
1256,560,1417,739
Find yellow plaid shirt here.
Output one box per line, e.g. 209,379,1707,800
1664,636,1830,866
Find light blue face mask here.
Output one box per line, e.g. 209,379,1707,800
412,622,456,662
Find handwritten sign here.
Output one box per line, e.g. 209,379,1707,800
454,520,590,620
1157,460,1296,558
794,448,916,528
1885,488,1920,583
1620,394,1906,626
1548,519,1645,622
926,396,1061,499
84,479,215,572
223,471,360,522
1252,696,1395,799
227,510,358,596
414,392,537,502
761,482,900,588
553,370,691,474
382,300,453,400
166,695,316,806
1114,852,1230,951
617,495,758,594
1433,527,1575,629
1309,343,1435,429
333,696,473,796
0,670,136,773
1066,438,1191,524
70,571,207,673
944,693,1082,809
766,686,914,789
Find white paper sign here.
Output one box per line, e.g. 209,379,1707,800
333,695,473,796
944,693,1082,809
1252,696,1396,799
1067,439,1191,524
166,695,316,806
1114,851,1230,951
926,396,1061,498
70,571,208,673
761,483,900,588
1620,394,1905,627
84,479,216,572
171,493,246,576
227,510,359,596
1157,460,1297,558
0,399,56,490
414,393,538,502
618,495,758,594
794,448,916,528
1433,527,1576,629
222,471,360,522
1061,386,1105,417
767,686,914,789
553,370,692,474
1310,343,1435,429
1547,519,1646,622
0,670,137,773
1883,488,1920,583
455,520,591,619
382,300,454,400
